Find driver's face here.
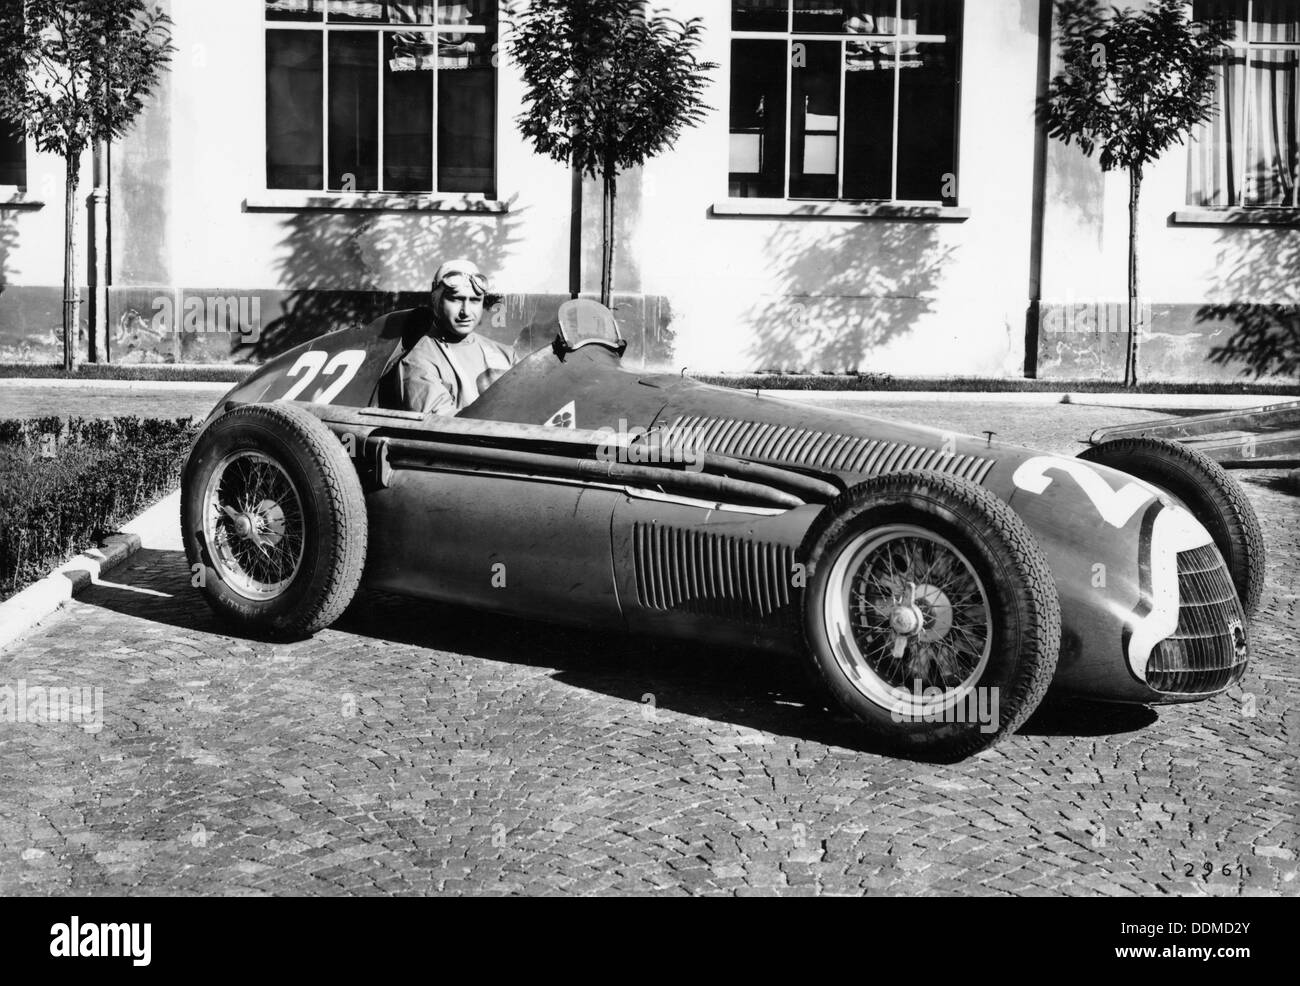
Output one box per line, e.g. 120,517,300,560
436,275,485,338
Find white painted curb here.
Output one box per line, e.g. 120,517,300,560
0,490,181,653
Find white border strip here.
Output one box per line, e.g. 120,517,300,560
0,491,181,653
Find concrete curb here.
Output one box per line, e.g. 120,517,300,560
0,490,181,654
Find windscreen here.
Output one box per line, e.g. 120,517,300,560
557,299,623,352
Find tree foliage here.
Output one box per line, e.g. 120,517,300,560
0,0,174,163
508,0,716,303
1042,0,1233,173
509,0,715,177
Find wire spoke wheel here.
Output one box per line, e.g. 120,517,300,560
829,524,992,717
798,471,1061,758
183,404,369,638
202,450,306,600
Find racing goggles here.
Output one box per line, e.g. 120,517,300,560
433,267,488,298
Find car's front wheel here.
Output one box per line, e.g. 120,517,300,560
181,402,367,639
798,471,1061,759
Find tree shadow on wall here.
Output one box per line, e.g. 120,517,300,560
743,219,954,372
244,197,525,362
1195,225,1300,384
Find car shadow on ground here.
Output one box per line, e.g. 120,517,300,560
1063,403,1215,417
81,549,1163,765
1238,470,1300,496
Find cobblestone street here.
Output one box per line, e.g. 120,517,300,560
1,400,1296,896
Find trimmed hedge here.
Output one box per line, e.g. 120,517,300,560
0,416,199,601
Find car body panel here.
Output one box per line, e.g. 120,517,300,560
206,307,1250,706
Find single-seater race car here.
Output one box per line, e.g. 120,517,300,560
181,300,1263,758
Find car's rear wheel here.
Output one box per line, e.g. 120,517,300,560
1078,437,1264,616
181,402,367,638
798,471,1061,759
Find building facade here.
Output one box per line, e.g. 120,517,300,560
0,0,1296,381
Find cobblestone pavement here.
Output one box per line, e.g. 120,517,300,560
0,404,1295,896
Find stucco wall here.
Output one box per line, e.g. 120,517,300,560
1035,0,1300,382
623,0,1045,376
1,0,1296,381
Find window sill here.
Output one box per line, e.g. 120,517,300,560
0,187,44,210
711,199,970,221
1170,207,1300,228
243,191,509,214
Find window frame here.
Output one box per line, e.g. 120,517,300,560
0,124,25,191
1190,0,1300,209
728,1,965,206
262,1,499,198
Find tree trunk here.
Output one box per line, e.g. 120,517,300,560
600,168,617,308
1124,167,1141,389
62,154,81,372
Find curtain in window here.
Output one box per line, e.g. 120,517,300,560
1251,0,1299,43
1247,48,1299,205
1188,53,1246,206
1188,0,1300,206
1189,50,1300,206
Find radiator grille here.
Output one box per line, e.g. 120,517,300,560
665,415,994,483
1145,544,1249,695
633,522,793,623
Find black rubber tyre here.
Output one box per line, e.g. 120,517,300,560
798,471,1061,759
181,403,367,639
1078,437,1265,616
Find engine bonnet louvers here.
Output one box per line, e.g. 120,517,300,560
664,415,995,484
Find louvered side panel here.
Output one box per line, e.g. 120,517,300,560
633,523,794,624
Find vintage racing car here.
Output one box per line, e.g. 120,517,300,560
181,300,1263,758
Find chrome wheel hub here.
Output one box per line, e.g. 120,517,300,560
201,451,305,601
823,525,993,717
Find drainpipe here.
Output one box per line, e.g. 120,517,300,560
569,164,582,300
1025,0,1053,378
89,137,109,363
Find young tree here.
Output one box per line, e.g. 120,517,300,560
0,0,173,370
1041,0,1232,386
509,0,715,306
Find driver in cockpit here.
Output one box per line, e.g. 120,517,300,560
380,258,516,415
